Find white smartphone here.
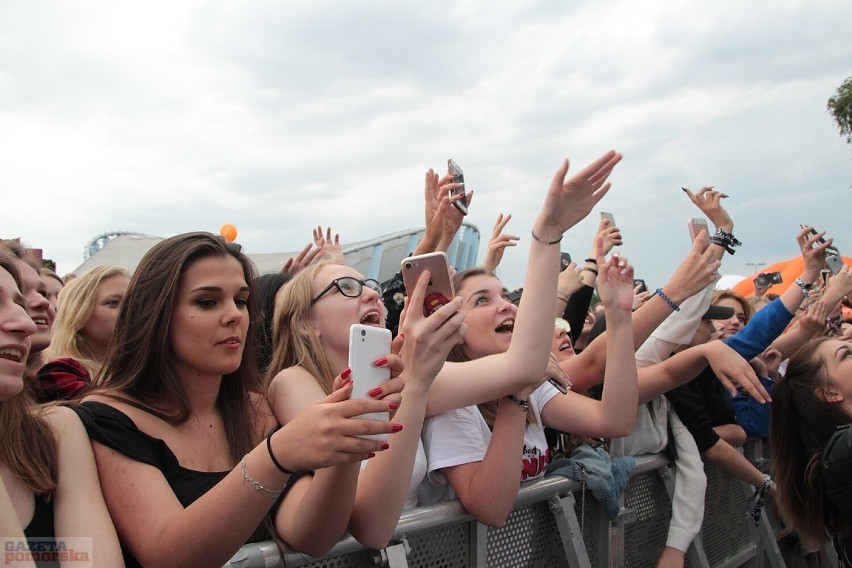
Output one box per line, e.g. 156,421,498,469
600,211,616,226
401,252,455,318
688,218,709,242
348,324,392,442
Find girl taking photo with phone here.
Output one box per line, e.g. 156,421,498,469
74,232,400,567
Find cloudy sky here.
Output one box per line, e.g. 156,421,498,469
1,1,849,289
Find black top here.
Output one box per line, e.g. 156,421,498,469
73,401,308,567
23,495,56,568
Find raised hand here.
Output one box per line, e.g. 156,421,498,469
797,225,833,280
597,217,623,255
703,341,770,402
313,225,345,264
482,214,520,273
557,262,585,299
663,231,721,300
396,270,467,389
682,186,733,232
281,243,322,275
535,150,622,240
595,236,635,313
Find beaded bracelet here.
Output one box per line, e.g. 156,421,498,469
748,474,772,525
530,229,562,245
240,456,284,499
267,426,295,475
654,288,681,312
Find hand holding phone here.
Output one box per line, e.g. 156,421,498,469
447,159,469,216
688,218,709,242
401,252,455,318
348,325,392,441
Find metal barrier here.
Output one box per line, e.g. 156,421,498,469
225,446,820,568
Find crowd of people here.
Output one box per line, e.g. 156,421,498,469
2,151,851,567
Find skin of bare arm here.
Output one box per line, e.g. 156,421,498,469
90,386,396,567
541,240,639,438
0,478,36,568
682,186,733,262
45,406,124,567
345,274,466,549
440,397,530,528
560,232,720,392
426,151,623,416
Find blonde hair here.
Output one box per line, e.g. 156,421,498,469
266,262,337,395
43,265,130,378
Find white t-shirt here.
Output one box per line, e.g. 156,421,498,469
418,383,558,506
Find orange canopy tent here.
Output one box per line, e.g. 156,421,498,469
731,255,852,297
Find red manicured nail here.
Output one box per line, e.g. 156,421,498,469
368,452,376,459
368,387,383,398
387,401,399,410
373,357,388,367
340,367,351,380
380,442,390,450
392,423,403,432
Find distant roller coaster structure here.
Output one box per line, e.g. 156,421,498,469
83,231,151,260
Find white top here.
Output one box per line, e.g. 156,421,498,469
418,383,559,506
360,437,427,510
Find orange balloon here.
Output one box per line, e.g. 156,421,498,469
219,223,238,243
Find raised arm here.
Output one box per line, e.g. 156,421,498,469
482,214,520,274
427,151,623,416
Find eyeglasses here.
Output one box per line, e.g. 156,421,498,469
311,277,382,305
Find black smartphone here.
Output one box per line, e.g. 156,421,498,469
559,252,572,272
633,279,648,293
754,272,783,288
447,159,469,216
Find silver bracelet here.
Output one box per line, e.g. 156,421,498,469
240,456,284,499
794,277,813,298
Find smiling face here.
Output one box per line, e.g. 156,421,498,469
0,267,37,400
310,265,384,358
168,255,250,383
81,274,130,360
16,260,53,353
456,273,516,360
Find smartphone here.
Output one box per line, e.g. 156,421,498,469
633,278,648,293
821,269,832,287
600,211,616,226
754,272,783,288
688,218,709,242
348,324,392,442
401,252,455,317
559,252,573,272
547,378,569,395
447,159,469,216
826,254,845,276
800,224,839,256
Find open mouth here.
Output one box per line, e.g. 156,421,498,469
495,319,514,334
360,311,382,326
32,316,48,328
0,347,26,363
558,340,573,352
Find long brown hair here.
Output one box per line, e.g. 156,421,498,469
265,262,337,394
0,248,57,496
771,337,850,547
96,232,263,462
449,268,536,427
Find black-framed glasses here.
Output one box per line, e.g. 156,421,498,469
311,277,383,305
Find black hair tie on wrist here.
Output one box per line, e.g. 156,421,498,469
267,426,295,475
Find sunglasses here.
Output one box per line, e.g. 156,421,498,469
311,276,382,305
554,318,572,333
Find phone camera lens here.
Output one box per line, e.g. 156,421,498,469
404,262,412,270
361,329,366,337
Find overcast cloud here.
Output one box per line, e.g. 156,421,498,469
1,0,849,289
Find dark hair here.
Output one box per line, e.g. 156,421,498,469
254,273,292,374
0,248,58,496
771,338,850,547
97,232,263,462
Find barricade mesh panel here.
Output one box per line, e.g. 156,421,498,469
702,462,754,566
408,523,469,568
300,550,374,567
577,489,608,568
487,501,566,567
622,471,672,567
